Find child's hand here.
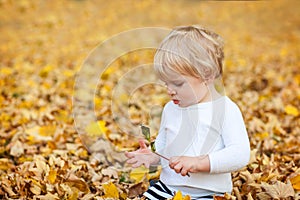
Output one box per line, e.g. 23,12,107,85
125,139,159,168
169,155,210,176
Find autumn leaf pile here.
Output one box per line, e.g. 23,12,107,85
1,0,300,199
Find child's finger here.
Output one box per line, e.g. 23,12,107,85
173,162,183,174
180,168,189,176
126,157,137,164
132,161,143,168
138,139,148,149
125,151,134,158
169,156,180,168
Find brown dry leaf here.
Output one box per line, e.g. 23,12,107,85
261,181,295,199
128,182,148,198
101,166,119,179
256,192,271,200
60,183,79,200
34,193,60,200
65,174,90,193
10,140,24,157
30,180,42,195
239,170,255,184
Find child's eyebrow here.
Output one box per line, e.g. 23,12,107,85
169,77,186,83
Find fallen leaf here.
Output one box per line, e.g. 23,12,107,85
173,190,183,200
101,166,119,179
85,120,109,137
290,174,300,190
48,169,57,184
102,182,119,199
128,182,147,198
284,104,299,116
261,181,295,199
10,140,24,157
129,166,149,183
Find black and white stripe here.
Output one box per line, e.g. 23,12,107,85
144,180,222,200
143,180,174,200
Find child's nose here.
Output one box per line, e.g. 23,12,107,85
167,87,176,96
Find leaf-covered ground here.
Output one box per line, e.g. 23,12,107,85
1,0,300,199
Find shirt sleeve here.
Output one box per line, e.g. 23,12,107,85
208,102,250,174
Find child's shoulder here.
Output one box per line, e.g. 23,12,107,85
222,96,245,120
223,96,242,110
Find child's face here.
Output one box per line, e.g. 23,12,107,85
164,74,210,107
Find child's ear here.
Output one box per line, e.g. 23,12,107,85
204,77,215,84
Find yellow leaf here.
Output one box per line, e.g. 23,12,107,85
284,105,299,116
48,169,57,184
129,166,149,183
120,93,129,103
173,190,183,200
294,74,300,85
0,67,13,75
39,125,56,137
26,125,56,142
94,97,103,107
147,166,161,180
102,67,117,80
39,64,54,77
102,182,119,199
255,132,269,140
280,48,288,57
183,195,191,200
85,120,109,137
172,190,191,200
0,158,14,171
290,174,300,190
63,69,74,77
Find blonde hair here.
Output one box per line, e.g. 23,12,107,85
154,25,224,82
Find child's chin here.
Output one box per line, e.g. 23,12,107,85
178,103,188,107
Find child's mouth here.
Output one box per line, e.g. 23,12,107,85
173,99,179,104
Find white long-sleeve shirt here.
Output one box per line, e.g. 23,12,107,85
155,96,250,196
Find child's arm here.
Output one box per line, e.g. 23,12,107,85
169,102,250,177
125,139,160,168
207,103,250,174
169,155,210,176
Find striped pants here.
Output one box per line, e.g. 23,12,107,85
143,180,215,200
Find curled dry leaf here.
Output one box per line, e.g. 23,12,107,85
128,182,148,198
101,166,119,179
261,181,295,199
10,140,24,157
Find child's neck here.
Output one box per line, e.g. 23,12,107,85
198,83,222,104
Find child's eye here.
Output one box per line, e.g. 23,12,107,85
174,82,184,87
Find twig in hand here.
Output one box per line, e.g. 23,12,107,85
152,151,170,161
141,124,190,177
